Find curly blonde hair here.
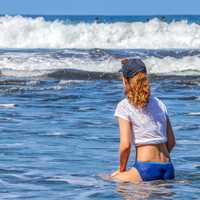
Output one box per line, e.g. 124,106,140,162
124,72,151,108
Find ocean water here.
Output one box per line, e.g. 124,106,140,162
0,15,200,199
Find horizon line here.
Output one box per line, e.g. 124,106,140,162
1,13,200,16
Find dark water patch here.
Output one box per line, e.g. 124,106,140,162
150,74,200,81
47,69,120,80
182,156,200,162
177,124,200,131
194,165,200,169
177,96,199,100
0,79,28,85
158,96,199,101
41,94,83,102
0,168,26,174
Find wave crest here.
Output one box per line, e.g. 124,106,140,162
0,51,200,77
1,16,200,49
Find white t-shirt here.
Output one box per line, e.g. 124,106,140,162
114,95,168,145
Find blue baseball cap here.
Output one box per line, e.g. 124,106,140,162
119,58,147,78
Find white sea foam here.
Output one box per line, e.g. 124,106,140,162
45,132,66,136
0,52,200,77
47,175,99,186
188,112,200,116
145,56,200,74
1,16,200,49
58,80,85,84
0,103,16,108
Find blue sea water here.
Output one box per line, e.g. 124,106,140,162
0,15,200,199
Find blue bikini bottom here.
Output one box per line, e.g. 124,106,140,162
134,160,175,181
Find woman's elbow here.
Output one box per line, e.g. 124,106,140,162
167,140,176,152
120,142,131,151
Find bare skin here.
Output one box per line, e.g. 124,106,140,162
111,112,176,183
111,77,176,183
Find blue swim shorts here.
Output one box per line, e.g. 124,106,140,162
134,160,175,181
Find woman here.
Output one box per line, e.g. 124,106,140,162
111,58,176,183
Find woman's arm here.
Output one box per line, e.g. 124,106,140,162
166,115,176,153
117,117,133,172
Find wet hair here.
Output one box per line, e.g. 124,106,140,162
124,71,151,108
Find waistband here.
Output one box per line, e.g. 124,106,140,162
135,160,173,165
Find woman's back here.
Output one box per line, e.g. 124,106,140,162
136,143,170,162
114,94,168,146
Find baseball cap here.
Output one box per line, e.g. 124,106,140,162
119,58,147,78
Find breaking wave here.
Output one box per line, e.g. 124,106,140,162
0,50,200,77
1,15,200,49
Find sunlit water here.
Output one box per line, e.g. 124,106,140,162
0,14,200,199
0,74,199,199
